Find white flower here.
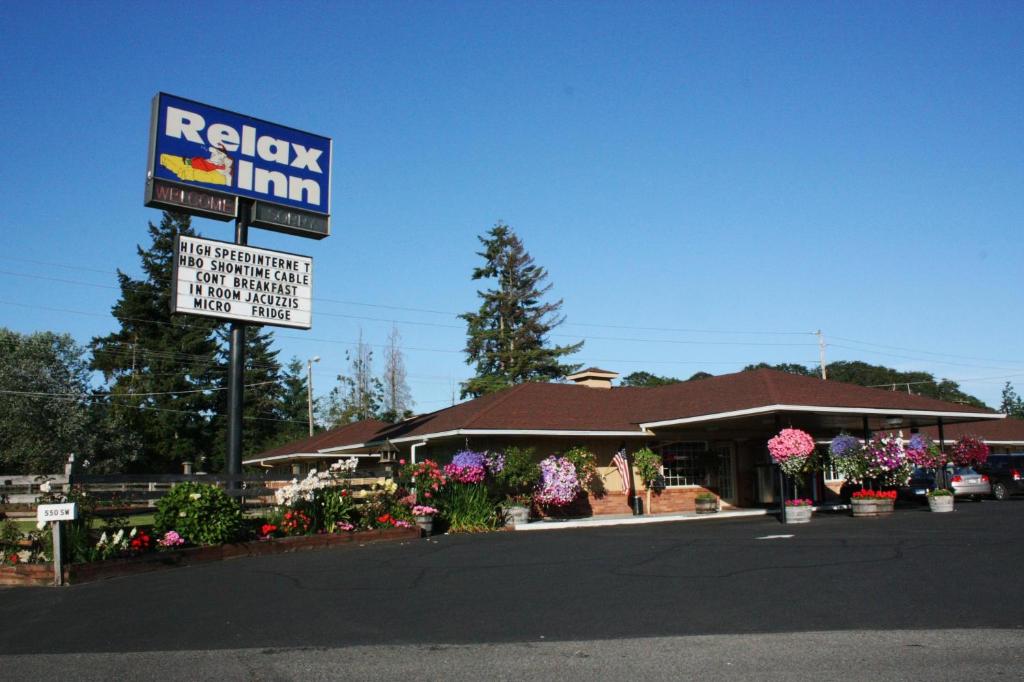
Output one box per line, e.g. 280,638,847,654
112,529,124,544
36,520,46,531
189,493,201,500
98,531,109,546
130,527,138,538
39,481,52,493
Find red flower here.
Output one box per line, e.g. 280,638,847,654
377,514,391,523
9,554,19,564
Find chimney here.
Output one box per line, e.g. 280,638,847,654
566,367,619,389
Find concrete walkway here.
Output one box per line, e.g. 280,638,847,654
514,508,773,531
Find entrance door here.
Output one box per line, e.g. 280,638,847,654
713,443,737,505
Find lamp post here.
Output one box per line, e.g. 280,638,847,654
307,356,320,437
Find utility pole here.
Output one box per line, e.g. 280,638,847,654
307,356,320,437
817,330,827,380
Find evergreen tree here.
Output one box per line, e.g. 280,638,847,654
459,222,582,398
323,331,383,426
282,357,316,438
90,212,221,472
1001,382,1024,418
380,325,413,422
212,326,287,463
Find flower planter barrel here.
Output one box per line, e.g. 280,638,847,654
928,496,954,513
784,506,813,524
414,515,434,536
852,498,895,517
504,505,530,527
694,498,718,514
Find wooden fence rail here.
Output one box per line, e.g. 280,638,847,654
1,469,391,510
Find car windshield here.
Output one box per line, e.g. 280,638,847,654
953,466,978,475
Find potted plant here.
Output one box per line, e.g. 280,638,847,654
495,447,541,527
694,492,718,514
926,488,954,513
411,505,438,535
784,498,814,524
851,489,897,517
632,447,664,513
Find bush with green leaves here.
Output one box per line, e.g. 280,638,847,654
438,481,498,533
494,447,541,505
155,482,242,546
631,448,663,489
562,446,600,494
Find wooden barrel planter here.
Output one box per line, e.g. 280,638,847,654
694,496,719,514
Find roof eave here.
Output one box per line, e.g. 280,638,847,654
639,404,1004,430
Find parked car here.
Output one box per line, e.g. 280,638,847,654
898,466,990,501
898,467,936,502
977,453,1024,501
949,466,991,500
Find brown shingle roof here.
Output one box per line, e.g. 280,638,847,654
369,369,994,440
919,417,1024,443
256,369,999,457
253,419,392,458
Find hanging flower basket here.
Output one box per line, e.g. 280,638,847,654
767,428,816,477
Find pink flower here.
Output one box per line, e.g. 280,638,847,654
399,459,406,466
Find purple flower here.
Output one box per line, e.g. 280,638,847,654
452,449,486,469
535,456,580,506
829,434,861,459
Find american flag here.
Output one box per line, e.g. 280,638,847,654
612,450,631,498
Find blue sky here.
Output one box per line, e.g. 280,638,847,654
1,1,1022,411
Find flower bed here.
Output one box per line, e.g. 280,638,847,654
0,526,419,587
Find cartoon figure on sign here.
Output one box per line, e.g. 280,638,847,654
159,144,233,186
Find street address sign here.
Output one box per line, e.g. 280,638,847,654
37,503,78,523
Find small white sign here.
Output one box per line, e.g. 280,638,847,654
37,503,78,523
172,235,313,329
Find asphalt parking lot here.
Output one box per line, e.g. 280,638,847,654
3,497,1024,659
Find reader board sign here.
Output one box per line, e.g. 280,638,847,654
146,93,331,239
172,235,313,329
37,503,78,523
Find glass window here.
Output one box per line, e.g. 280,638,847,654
659,442,707,487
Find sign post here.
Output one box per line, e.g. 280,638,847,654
37,503,77,586
227,201,250,481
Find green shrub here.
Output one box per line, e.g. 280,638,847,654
320,488,357,531
155,482,242,546
495,447,541,505
632,448,663,489
563,446,599,493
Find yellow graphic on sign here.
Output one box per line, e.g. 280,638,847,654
159,145,233,186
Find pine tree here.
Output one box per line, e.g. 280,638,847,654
283,357,316,437
1001,382,1024,419
323,330,383,426
90,211,221,472
380,325,413,422
460,222,582,398
212,325,287,463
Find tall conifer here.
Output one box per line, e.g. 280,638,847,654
460,223,582,398
90,212,220,472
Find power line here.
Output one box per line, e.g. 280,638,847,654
0,391,310,424
830,334,1024,366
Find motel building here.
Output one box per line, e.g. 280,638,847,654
245,368,1011,515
